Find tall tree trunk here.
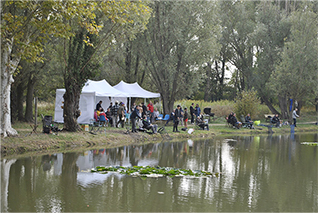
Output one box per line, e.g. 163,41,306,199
11,81,25,122
278,95,289,119
25,73,35,122
1,41,19,137
204,64,212,102
260,92,280,115
296,99,303,115
161,92,174,116
63,81,81,132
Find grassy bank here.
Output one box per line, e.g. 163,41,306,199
2,120,317,158
2,100,317,157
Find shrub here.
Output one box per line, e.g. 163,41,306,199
174,99,235,118
234,89,260,121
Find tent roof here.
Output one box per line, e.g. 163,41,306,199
82,79,128,97
113,81,160,98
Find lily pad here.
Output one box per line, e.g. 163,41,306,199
90,165,219,178
301,142,318,146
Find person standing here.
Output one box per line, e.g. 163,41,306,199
117,102,125,128
190,103,195,124
173,105,182,132
131,102,136,112
111,101,119,127
195,104,201,119
147,101,154,123
141,102,148,118
130,105,141,133
183,107,188,128
292,108,300,127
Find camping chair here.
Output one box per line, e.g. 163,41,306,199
156,114,163,121
89,118,106,135
162,114,170,121
157,126,171,140
240,115,253,129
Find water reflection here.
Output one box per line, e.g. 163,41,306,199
1,133,317,212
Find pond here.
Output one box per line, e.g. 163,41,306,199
1,133,317,212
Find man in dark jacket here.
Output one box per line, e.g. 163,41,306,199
96,100,103,111
130,105,141,133
141,102,148,118
173,105,182,132
190,103,195,124
271,114,280,127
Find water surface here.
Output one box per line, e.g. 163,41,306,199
1,133,317,212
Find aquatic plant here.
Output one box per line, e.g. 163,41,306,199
301,142,318,146
91,166,220,178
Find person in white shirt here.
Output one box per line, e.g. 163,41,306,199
292,108,300,127
153,108,160,121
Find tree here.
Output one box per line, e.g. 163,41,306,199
269,5,318,118
1,0,76,137
62,1,151,131
1,0,151,134
251,2,291,117
219,0,256,92
142,1,220,114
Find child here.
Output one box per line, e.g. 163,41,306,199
183,107,188,128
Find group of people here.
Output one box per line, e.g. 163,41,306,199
163,103,209,132
270,108,300,127
94,100,126,128
226,112,254,129
226,108,300,129
129,102,208,133
94,96,303,135
129,102,158,133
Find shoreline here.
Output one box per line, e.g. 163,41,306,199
1,123,317,158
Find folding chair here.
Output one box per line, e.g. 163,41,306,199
157,126,171,140
156,114,163,121
162,114,170,121
89,119,106,135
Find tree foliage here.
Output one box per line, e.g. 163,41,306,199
268,5,318,115
141,1,220,114
62,0,151,131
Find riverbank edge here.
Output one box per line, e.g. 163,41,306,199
1,124,317,158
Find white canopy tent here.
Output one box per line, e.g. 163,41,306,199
54,79,128,124
113,81,160,98
113,81,160,110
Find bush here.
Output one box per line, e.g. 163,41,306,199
234,90,260,121
174,99,235,118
